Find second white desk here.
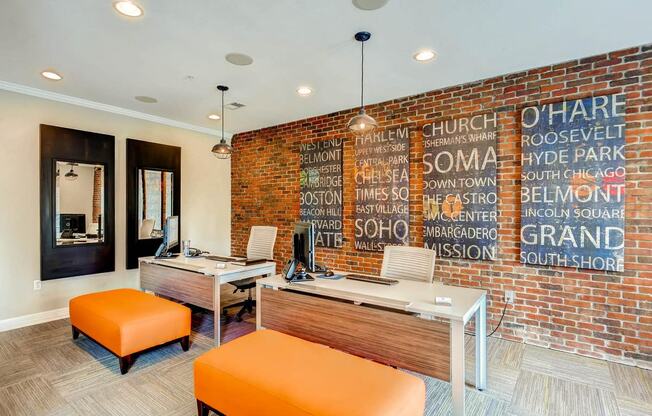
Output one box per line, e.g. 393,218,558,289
140,256,276,346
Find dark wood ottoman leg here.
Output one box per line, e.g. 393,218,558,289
72,326,80,340
197,399,209,416
181,335,190,352
119,355,132,375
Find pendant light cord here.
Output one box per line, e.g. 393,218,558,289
221,89,225,144
360,40,365,109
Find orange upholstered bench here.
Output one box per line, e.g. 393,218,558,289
194,330,425,416
69,288,191,374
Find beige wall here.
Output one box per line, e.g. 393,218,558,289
0,89,231,321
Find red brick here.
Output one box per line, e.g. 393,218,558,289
231,42,652,367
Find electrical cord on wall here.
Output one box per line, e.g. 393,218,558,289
465,300,509,337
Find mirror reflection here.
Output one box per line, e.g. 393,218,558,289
55,161,105,245
138,169,174,240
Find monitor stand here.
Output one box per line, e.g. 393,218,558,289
289,270,314,282
154,243,178,259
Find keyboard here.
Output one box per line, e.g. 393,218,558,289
345,274,399,285
204,255,237,262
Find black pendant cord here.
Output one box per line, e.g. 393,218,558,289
221,89,225,144
360,40,365,110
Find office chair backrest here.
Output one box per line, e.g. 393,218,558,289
87,223,99,235
380,245,436,283
247,226,278,260
140,218,155,239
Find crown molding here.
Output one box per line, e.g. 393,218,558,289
0,80,232,139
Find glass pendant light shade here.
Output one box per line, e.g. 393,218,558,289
347,108,378,134
64,166,78,181
212,140,232,159
348,31,377,135
211,85,232,159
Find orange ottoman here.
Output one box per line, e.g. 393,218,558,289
194,330,425,416
69,288,191,374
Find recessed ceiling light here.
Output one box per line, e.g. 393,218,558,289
41,70,62,81
414,49,437,62
134,96,157,103
113,1,144,17
352,0,390,11
296,86,313,96
225,53,254,66
208,114,221,120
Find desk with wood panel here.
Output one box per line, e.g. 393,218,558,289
139,256,276,346
256,273,487,416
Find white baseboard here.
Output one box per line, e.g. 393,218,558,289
0,307,70,332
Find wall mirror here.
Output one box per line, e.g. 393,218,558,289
138,169,174,240
126,139,181,269
55,161,105,245
40,125,115,280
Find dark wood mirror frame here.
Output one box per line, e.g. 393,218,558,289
40,124,115,280
126,139,181,269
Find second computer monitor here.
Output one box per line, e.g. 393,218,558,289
165,216,179,250
155,216,179,258
293,222,315,272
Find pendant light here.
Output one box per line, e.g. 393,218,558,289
347,31,378,135
64,163,78,181
211,85,233,159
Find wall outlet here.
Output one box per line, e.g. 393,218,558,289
505,290,515,304
33,280,42,290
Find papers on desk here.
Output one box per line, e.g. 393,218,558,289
231,257,268,266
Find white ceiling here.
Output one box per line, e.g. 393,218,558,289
1,0,651,136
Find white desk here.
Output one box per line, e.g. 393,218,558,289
257,273,487,416
140,256,276,346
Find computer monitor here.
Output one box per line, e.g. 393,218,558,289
166,216,179,250
155,216,179,258
293,222,315,272
60,214,86,234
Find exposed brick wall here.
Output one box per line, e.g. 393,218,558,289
92,167,102,224
231,44,652,368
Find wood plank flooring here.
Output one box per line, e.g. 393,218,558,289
0,308,650,415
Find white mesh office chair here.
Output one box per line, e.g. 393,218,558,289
380,245,437,283
87,223,99,235
139,218,155,239
223,226,278,321
246,226,277,260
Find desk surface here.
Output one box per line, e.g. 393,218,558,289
140,256,276,277
57,238,101,244
258,273,486,323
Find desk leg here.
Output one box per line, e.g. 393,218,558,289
255,284,262,330
451,321,465,416
213,280,221,347
475,298,487,390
